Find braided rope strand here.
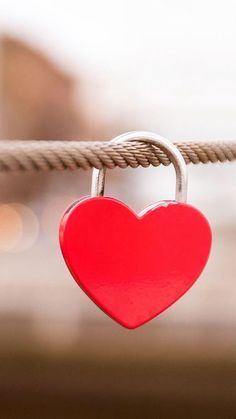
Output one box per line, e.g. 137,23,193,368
0,140,235,172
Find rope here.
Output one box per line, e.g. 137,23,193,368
0,140,235,172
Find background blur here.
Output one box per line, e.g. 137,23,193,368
0,1,236,418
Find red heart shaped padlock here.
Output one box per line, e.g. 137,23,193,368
59,131,212,329
60,197,211,328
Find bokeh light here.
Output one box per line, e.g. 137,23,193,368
0,203,39,252
0,204,23,251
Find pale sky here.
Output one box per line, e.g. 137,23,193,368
1,0,236,137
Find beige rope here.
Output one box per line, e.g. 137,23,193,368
0,140,235,172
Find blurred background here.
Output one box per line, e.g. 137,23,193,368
0,1,236,418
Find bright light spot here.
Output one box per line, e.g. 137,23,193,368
0,203,39,252
0,204,23,251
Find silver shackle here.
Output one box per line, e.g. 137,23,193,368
91,131,188,203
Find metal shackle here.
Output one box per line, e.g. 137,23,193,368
91,131,188,203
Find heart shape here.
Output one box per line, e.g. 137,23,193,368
60,197,211,329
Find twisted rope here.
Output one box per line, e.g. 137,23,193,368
0,140,235,172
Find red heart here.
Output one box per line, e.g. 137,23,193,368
60,197,211,329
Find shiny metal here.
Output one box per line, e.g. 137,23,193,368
91,131,188,203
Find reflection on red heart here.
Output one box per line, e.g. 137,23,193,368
60,197,211,329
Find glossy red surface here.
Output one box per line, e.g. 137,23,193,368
60,197,211,329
